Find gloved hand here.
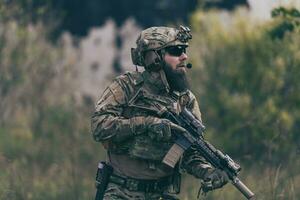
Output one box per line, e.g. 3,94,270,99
200,168,229,193
145,117,187,141
111,116,187,143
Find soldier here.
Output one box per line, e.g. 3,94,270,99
91,26,228,200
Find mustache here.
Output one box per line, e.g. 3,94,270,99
176,62,187,67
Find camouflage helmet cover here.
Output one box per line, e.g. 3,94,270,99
131,25,192,66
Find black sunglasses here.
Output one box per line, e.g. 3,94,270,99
165,46,187,57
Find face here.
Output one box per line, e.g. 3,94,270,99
164,45,188,74
163,45,190,92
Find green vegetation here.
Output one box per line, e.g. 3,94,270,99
186,7,300,200
0,4,101,199
0,2,299,200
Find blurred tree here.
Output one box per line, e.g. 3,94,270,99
1,0,248,75
0,3,97,199
189,9,300,165
0,0,53,24
1,0,248,39
204,0,248,10
49,0,248,37
269,7,300,39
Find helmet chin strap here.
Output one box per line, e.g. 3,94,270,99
144,49,170,92
154,50,171,92
159,67,170,93
145,50,163,71
155,49,170,92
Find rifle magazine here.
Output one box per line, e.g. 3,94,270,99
162,144,185,168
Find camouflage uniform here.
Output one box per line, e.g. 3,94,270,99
91,26,225,200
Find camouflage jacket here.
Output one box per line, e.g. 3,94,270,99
91,70,212,180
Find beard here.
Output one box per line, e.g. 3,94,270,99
163,62,190,92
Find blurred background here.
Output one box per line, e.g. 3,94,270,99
0,0,300,199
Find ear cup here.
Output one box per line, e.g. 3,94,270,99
131,48,146,66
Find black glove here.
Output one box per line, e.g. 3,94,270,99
200,168,229,193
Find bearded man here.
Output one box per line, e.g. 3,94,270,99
91,26,228,200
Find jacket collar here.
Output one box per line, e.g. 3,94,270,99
142,70,170,95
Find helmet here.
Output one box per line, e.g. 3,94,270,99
131,25,192,69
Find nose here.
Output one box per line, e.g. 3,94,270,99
179,52,188,61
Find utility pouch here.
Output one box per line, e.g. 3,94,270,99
95,162,113,200
167,164,181,194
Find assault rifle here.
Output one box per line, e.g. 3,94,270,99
161,107,255,200
127,88,255,199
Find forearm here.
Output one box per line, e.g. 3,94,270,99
91,114,147,143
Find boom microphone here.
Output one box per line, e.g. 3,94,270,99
187,63,192,69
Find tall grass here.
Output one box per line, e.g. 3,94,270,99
0,13,103,199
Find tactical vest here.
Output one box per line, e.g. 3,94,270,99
109,71,194,163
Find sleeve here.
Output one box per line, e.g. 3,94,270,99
186,91,202,122
180,92,213,179
181,145,212,179
91,79,146,144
